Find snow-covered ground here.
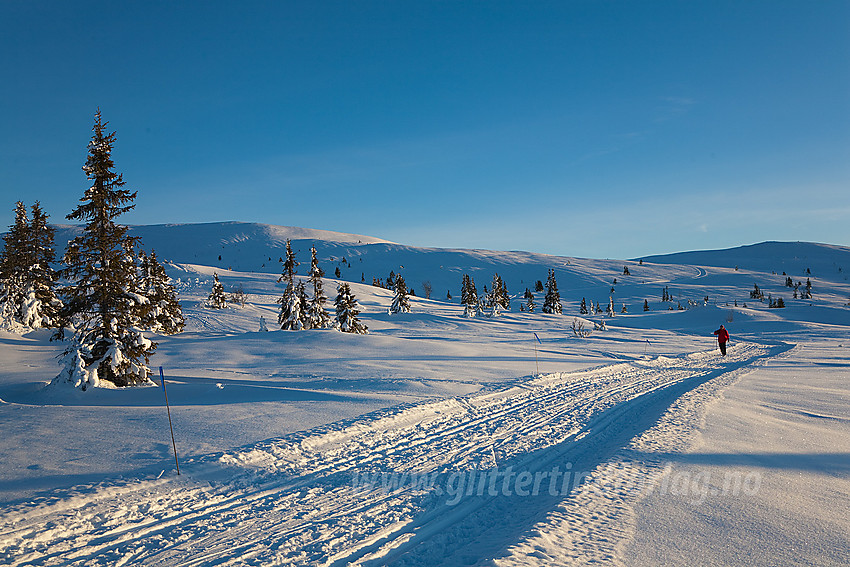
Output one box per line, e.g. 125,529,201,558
1,224,848,566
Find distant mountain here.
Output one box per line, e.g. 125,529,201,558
638,241,850,278
48,221,658,298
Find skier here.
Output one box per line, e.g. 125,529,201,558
713,324,730,356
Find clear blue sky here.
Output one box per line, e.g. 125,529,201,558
2,1,848,258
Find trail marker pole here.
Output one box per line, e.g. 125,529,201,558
159,366,180,476
533,333,542,376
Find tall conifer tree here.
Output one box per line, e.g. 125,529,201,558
306,246,331,329
542,269,562,314
55,110,154,388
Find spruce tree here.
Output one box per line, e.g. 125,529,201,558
55,110,154,388
579,297,588,315
207,273,227,308
461,274,479,317
389,274,411,314
277,240,304,330
334,282,368,334
524,288,536,313
138,250,184,334
24,202,61,328
542,269,562,314
306,246,331,329
0,202,30,329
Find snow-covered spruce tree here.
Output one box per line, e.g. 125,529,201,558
606,297,615,317
277,240,305,330
277,278,307,330
0,201,61,330
55,110,155,388
493,273,510,310
306,246,331,329
542,269,562,314
334,282,368,334
579,297,588,315
206,273,227,309
389,274,411,314
0,202,29,329
461,274,479,317
524,288,536,313
138,250,184,334
22,202,62,328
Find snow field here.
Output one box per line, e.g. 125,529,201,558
0,342,783,566
1,226,849,565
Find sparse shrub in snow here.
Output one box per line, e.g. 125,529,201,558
571,318,591,338
389,275,411,314
542,269,562,314
593,320,607,331
206,273,228,309
229,283,248,307
334,282,368,334
54,110,156,388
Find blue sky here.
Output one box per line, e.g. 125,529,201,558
1,1,848,258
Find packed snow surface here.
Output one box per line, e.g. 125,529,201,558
1,223,848,566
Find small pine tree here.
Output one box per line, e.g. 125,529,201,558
334,282,368,334
535,280,544,293
461,274,479,317
207,273,227,309
623,266,630,275
277,239,298,287
389,274,411,314
306,246,331,329
643,299,650,311
138,250,184,334
579,297,588,315
621,303,627,314
606,297,615,317
542,269,562,314
524,288,536,313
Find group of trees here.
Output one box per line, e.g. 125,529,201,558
273,240,366,334
1,111,184,389
46,110,183,389
0,201,62,330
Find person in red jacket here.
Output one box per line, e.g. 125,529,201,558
714,325,730,356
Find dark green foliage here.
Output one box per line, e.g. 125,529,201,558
57,110,155,387
542,269,561,314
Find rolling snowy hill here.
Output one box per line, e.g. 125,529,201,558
1,223,848,566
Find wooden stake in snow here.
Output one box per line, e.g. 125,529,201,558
159,366,181,475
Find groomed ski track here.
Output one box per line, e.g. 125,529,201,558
0,342,790,566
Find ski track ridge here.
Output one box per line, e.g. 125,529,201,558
0,342,786,566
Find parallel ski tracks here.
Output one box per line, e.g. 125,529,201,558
0,342,775,566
